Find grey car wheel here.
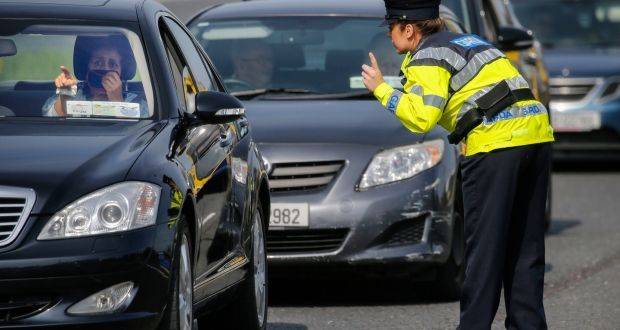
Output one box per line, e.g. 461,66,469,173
252,211,267,328
158,219,195,330
178,234,193,330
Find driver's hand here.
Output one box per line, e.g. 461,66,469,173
102,71,123,102
54,66,78,90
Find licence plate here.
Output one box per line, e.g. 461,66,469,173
269,203,309,227
551,111,601,132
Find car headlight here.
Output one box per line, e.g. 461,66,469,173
358,140,444,190
38,182,161,240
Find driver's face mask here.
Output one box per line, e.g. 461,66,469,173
86,69,119,89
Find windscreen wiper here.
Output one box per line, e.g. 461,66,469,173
231,88,317,99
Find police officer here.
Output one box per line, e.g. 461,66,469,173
362,1,554,329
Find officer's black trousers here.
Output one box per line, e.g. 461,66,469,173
459,143,550,330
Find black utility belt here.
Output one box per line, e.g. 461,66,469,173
447,80,535,145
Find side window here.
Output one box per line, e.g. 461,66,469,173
161,31,188,110
163,17,215,93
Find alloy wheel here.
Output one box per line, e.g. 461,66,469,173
178,235,193,330
252,212,267,327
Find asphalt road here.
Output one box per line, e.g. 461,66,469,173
267,164,620,329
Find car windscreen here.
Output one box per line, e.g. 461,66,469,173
0,21,154,119
512,0,620,49
189,17,405,96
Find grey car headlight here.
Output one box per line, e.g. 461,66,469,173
38,182,161,240
358,140,444,190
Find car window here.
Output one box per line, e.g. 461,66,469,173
189,17,406,95
161,27,189,111
0,22,154,119
512,0,620,49
163,17,215,94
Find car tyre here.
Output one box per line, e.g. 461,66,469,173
159,217,195,330
209,203,268,330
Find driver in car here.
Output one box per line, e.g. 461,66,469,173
42,35,147,117
228,40,274,91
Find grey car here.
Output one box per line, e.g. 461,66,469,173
188,0,465,297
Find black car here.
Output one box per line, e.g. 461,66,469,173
0,0,269,329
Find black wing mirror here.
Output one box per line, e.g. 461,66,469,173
194,91,245,121
496,26,534,51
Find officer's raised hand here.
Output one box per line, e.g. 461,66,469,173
362,52,385,92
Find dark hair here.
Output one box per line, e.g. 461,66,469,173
73,35,137,81
399,18,444,36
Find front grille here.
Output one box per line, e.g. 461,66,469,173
267,228,349,254
0,296,53,323
549,77,598,103
268,160,344,192
0,187,35,247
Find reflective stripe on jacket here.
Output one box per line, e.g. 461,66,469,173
373,31,554,156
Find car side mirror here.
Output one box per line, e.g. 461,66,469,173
194,91,245,121
496,26,534,51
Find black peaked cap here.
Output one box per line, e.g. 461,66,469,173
383,0,441,22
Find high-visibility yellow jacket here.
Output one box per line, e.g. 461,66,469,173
373,32,554,156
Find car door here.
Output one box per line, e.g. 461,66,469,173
159,16,236,298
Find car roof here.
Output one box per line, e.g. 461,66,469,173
191,0,456,25
0,0,148,22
